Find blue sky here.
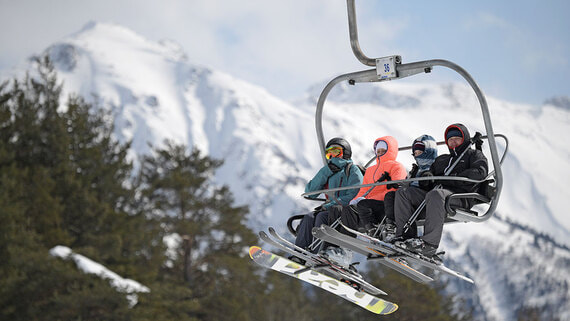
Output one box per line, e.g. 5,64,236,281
0,0,568,105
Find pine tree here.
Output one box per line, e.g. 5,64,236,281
362,268,472,321
136,141,268,320
0,57,154,320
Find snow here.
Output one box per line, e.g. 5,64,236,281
3,22,569,320
444,219,570,321
49,245,150,307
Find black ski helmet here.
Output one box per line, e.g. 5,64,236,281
325,137,352,160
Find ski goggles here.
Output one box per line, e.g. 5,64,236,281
325,146,343,159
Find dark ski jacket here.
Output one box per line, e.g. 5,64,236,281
428,124,488,195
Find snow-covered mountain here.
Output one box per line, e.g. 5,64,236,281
3,22,569,321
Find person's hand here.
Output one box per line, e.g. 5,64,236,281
314,205,324,212
472,132,483,150
387,181,399,190
418,171,434,189
409,163,419,178
377,171,391,182
328,162,341,173
380,171,398,189
349,197,364,206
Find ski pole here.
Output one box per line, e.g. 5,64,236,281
402,140,473,234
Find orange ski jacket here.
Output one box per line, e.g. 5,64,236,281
353,136,407,201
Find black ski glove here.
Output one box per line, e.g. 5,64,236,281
384,172,399,189
472,132,483,151
409,163,419,178
377,171,391,182
314,205,324,212
419,171,434,190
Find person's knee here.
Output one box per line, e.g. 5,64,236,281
426,189,446,202
396,187,406,197
315,213,328,226
395,189,409,204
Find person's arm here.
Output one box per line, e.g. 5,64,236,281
391,163,408,181
446,150,488,187
352,166,373,199
461,150,488,180
408,163,419,179
418,159,440,190
304,165,334,198
324,164,363,208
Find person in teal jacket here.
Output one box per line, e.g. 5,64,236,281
292,138,364,261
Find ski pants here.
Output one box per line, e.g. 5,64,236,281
294,210,328,253
383,191,396,222
327,200,385,236
354,199,386,227
385,190,417,238
394,187,462,247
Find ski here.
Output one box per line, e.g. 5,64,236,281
267,226,364,281
313,225,434,284
337,223,474,284
259,228,386,296
249,246,398,315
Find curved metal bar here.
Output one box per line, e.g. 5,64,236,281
302,175,489,198
494,134,509,165
346,0,376,66
452,208,490,223
316,69,377,164
445,193,491,220
287,214,307,236
399,60,503,222
397,134,509,165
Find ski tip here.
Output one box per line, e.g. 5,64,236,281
378,302,399,315
249,246,262,259
365,299,399,315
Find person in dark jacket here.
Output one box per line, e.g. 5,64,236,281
382,134,438,241
392,123,488,257
292,137,363,260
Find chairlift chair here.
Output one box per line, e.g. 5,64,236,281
295,0,507,234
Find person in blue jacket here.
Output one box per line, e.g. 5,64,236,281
292,137,363,261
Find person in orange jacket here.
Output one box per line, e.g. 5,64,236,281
321,136,407,266
326,136,407,238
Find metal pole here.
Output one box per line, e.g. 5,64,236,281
316,69,377,165
346,0,375,66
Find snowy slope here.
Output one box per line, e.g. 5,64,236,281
3,22,569,321
50,245,150,307
9,22,323,227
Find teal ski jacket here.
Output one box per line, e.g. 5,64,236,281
305,157,364,209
